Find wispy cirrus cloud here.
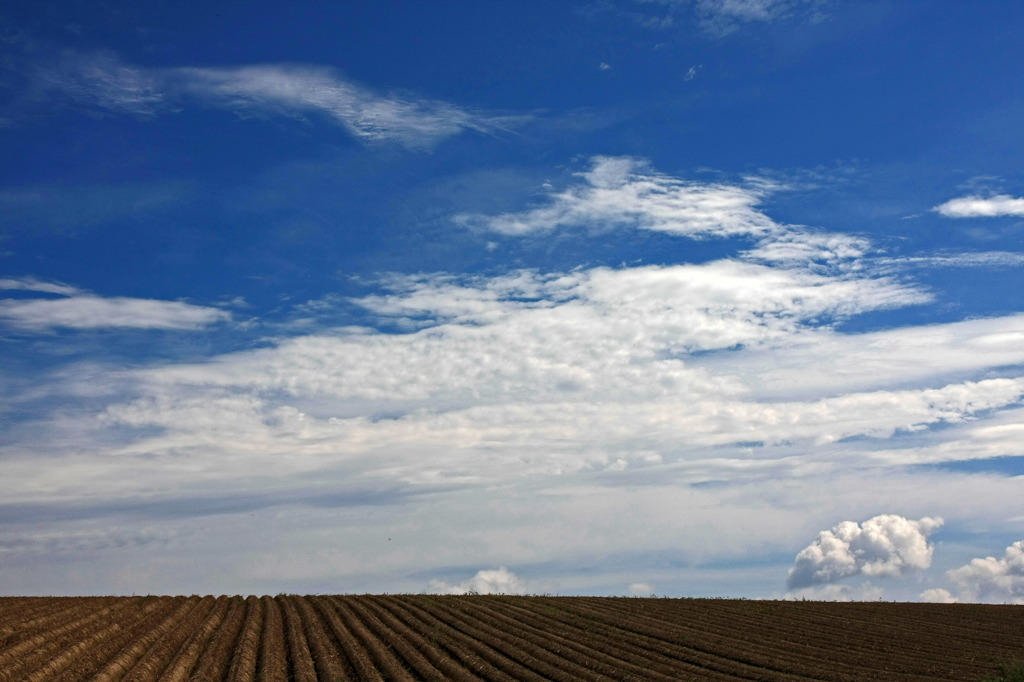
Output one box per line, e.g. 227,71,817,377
878,251,1024,269
34,50,166,116
933,194,1024,218
0,283,229,331
30,52,519,150
638,0,831,37
169,64,522,150
0,276,83,296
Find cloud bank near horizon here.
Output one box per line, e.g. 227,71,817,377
3,157,1024,599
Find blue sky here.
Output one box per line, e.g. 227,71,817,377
2,0,1024,602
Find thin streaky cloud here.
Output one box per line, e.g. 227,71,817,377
638,0,831,36
0,276,83,296
32,52,521,150
36,51,165,116
0,295,230,331
170,64,523,150
878,251,1024,269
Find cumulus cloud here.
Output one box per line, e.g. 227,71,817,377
628,582,655,596
455,156,783,238
947,540,1024,604
933,195,1024,218
428,567,528,595
0,295,230,331
787,515,943,590
919,588,957,603
32,52,515,149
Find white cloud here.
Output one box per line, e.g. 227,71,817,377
879,251,1024,269
788,582,884,602
428,567,528,595
0,295,230,331
934,195,1024,218
947,540,1024,604
919,588,957,603
743,230,871,270
787,515,943,589
38,51,164,116
0,276,83,296
170,64,517,150
34,53,516,150
643,0,831,37
628,582,655,596
455,156,782,238
698,314,1024,400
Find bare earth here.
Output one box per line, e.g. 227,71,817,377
1,595,1022,680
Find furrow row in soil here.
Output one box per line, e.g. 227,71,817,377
156,595,232,682
316,595,409,681
428,595,628,682
121,596,218,682
254,596,287,682
38,597,179,682
470,597,707,682
186,596,250,681
90,597,201,682
0,598,153,682
353,595,484,681
335,596,450,681
550,597,868,680
401,595,599,682
288,595,355,680
224,595,263,682
489,596,804,681
378,595,547,682
276,595,317,682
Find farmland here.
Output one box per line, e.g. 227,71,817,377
1,595,1022,680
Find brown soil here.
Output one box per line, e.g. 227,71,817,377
1,595,1021,680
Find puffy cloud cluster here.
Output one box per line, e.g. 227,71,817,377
947,540,1024,604
934,195,1024,218
456,156,782,238
427,567,528,595
919,588,957,603
787,515,943,589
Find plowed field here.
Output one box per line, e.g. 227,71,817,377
1,595,1021,680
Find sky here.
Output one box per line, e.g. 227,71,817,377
2,1,1024,603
